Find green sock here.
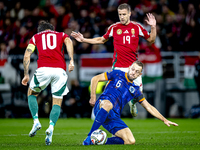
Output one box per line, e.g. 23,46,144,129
28,95,38,119
131,99,137,105
49,105,61,126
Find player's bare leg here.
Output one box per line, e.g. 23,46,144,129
45,97,62,145
115,128,135,145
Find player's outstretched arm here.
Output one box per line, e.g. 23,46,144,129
89,73,107,107
140,100,178,127
70,31,84,42
22,48,33,86
64,37,74,73
145,13,156,44
71,31,107,44
163,120,178,127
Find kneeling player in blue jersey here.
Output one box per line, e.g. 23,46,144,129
83,60,178,145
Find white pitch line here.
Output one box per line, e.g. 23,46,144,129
133,131,200,134
1,131,199,137
1,133,87,137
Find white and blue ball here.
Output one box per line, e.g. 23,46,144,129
90,129,107,145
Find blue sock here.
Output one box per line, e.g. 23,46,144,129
105,137,124,145
88,108,108,136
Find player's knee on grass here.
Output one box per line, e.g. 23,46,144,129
116,128,136,145
100,100,113,112
124,137,135,145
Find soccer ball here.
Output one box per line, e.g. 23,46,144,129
90,129,107,145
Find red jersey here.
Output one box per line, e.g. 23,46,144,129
103,21,150,68
29,30,69,70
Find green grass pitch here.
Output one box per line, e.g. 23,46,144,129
0,118,199,150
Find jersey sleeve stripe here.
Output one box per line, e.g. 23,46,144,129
132,21,150,36
109,27,114,37
105,80,111,88
104,72,108,80
139,98,145,103
104,23,119,39
107,22,119,31
136,24,144,37
32,36,36,44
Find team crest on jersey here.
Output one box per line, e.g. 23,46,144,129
129,86,135,93
117,29,122,35
131,28,135,34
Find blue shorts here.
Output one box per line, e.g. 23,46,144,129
94,99,128,135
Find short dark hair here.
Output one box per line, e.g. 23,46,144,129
132,60,143,70
37,20,54,32
118,3,131,12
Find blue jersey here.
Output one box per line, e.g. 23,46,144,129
99,70,145,116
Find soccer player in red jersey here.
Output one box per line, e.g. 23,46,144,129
71,3,156,117
21,21,74,145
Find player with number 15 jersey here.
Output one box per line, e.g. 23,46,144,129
29,30,68,70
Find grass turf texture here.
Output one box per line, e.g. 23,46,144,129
0,118,199,150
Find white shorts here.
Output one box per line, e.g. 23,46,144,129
114,67,143,92
29,67,69,99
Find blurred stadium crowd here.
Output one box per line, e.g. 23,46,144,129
0,0,200,118
0,0,200,58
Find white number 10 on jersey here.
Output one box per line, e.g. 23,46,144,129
42,33,57,50
123,36,130,44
